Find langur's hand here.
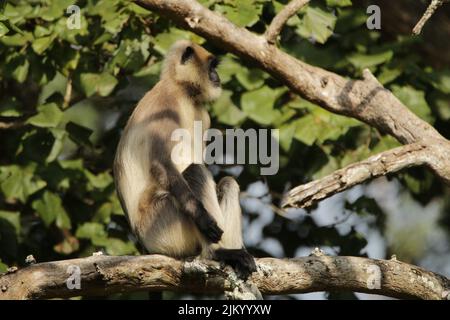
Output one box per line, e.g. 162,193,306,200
196,211,223,243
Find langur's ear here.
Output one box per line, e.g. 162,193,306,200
181,46,194,65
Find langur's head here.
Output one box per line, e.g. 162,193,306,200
161,40,221,102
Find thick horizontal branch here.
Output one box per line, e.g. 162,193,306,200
412,0,447,35
0,254,449,300
265,0,310,44
281,143,429,208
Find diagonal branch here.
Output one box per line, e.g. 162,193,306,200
0,254,449,300
413,0,448,35
281,143,429,209
134,0,450,201
135,0,439,144
265,0,310,44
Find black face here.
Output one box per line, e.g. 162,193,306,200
208,57,220,87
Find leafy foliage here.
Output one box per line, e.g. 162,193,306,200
0,0,449,299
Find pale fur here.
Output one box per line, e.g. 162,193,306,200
114,40,243,259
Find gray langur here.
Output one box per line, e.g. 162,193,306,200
114,40,256,277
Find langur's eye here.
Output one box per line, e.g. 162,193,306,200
209,57,219,69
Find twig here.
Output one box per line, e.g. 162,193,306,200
62,76,73,109
281,143,428,208
265,0,310,44
413,0,447,35
0,121,25,130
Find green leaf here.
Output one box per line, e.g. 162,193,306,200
391,85,434,123
371,136,400,154
0,96,22,117
41,0,74,21
427,70,450,94
292,106,361,145
79,72,118,97
55,209,71,229
378,65,402,85
76,222,107,239
92,237,137,255
0,164,47,203
65,122,93,146
326,0,352,7
347,50,393,70
0,260,7,273
216,55,241,83
335,9,367,33
27,103,63,128
0,22,9,37
108,36,151,73
153,28,203,55
211,90,246,126
93,202,113,223
111,194,124,215
293,115,320,145
431,92,450,121
46,128,67,163
1,32,33,46
103,13,129,35
0,211,20,236
6,54,29,83
98,72,118,96
59,159,84,170
34,26,52,38
32,35,54,55
283,41,342,69
235,67,267,90
279,121,297,151
85,171,113,190
32,191,71,229
296,6,337,44
76,222,137,255
79,73,99,97
216,0,262,27
133,61,161,78
241,86,285,125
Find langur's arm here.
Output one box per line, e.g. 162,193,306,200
150,160,223,243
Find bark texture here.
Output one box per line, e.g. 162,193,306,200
1,254,449,300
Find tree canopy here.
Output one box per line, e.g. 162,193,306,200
0,0,449,299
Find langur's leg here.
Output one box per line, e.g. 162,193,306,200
214,176,256,278
182,164,256,278
137,171,202,258
181,163,225,239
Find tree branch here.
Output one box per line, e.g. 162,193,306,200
134,0,450,193
265,0,310,44
0,121,25,130
0,254,448,300
134,0,450,209
412,0,448,35
135,0,439,144
281,143,429,208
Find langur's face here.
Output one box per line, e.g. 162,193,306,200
207,56,220,87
